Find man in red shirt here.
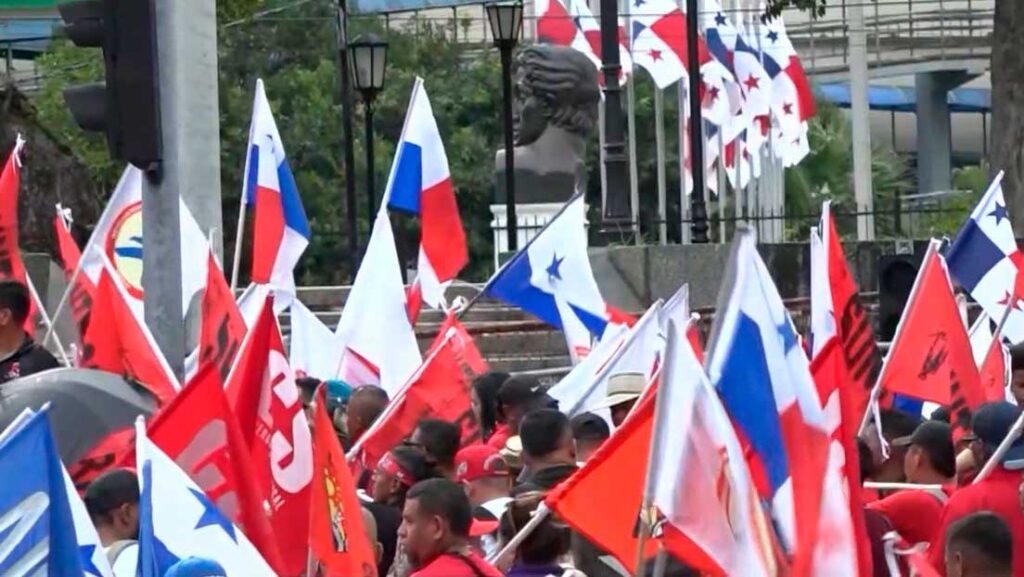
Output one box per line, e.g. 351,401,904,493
868,420,957,545
929,402,1024,576
399,478,503,577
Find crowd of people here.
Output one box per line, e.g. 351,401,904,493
3,276,1024,577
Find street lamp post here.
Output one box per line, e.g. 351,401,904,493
350,33,389,227
486,1,523,253
333,0,359,274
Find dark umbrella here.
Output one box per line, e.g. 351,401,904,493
0,367,157,464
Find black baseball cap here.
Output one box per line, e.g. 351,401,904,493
969,402,1024,468
498,376,555,411
892,420,956,478
571,412,610,442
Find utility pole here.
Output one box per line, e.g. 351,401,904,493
849,0,874,240
144,0,222,378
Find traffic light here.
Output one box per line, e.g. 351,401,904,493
59,0,162,173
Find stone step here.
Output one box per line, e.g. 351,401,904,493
293,282,492,309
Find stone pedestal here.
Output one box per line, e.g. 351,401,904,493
489,203,587,270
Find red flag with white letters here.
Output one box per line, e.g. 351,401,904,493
140,363,284,572
225,297,312,577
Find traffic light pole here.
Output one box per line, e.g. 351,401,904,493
143,0,223,379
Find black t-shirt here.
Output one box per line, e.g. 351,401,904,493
0,338,60,384
364,501,402,576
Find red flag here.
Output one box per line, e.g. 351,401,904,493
53,206,95,339
811,338,873,577
824,211,882,415
878,243,985,438
354,313,487,472
311,386,378,577
225,297,313,577
545,393,720,571
80,259,178,404
198,251,246,382
686,322,704,364
144,363,285,571
0,137,37,335
978,333,1009,402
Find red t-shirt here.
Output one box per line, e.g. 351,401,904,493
867,486,954,545
411,552,503,577
928,468,1024,576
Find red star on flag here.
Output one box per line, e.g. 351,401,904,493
743,74,760,90
704,84,720,103
649,49,662,61
783,102,794,115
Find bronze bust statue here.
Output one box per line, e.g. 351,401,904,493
494,44,600,204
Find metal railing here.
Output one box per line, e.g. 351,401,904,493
786,0,994,77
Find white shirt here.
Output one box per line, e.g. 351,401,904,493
478,496,513,559
108,542,139,577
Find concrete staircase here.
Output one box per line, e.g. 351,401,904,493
281,283,573,375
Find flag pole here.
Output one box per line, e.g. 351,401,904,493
25,273,70,366
41,259,85,349
626,74,641,245
634,323,680,577
229,197,248,292
856,239,941,437
457,189,587,321
487,501,552,565
230,80,264,292
654,88,668,245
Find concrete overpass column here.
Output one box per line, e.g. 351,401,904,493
915,71,970,193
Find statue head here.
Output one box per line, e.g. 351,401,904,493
513,44,600,147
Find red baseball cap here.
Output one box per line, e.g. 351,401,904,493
455,445,509,483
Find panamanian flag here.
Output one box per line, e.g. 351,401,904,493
135,418,276,577
946,171,1024,344
243,78,311,302
484,194,627,363
385,78,468,310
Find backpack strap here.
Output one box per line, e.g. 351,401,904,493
106,539,138,566
444,552,490,577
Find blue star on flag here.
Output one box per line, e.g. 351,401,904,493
714,12,727,26
989,202,1009,225
633,0,645,6
546,254,564,282
777,319,799,353
190,488,237,543
80,545,103,576
767,30,779,43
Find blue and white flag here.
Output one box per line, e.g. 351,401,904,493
135,419,276,577
946,171,1024,344
485,195,617,362
0,409,84,576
